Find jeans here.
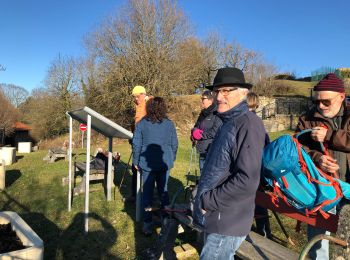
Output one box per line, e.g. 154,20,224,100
142,169,170,223
255,205,272,237
307,206,336,260
200,233,246,260
307,225,330,260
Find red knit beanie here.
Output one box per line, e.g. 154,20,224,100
313,73,345,93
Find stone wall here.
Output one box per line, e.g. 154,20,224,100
259,96,310,132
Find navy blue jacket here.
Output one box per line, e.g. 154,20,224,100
193,101,266,236
132,118,178,172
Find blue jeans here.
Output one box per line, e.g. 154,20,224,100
142,169,170,223
307,206,336,260
200,233,246,260
255,205,272,237
307,225,330,260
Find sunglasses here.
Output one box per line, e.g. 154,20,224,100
212,87,238,97
312,94,340,107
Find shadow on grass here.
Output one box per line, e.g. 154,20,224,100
5,169,21,187
58,212,120,259
113,154,185,258
16,155,24,161
1,190,119,259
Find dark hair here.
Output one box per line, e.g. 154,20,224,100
202,90,214,100
146,97,168,123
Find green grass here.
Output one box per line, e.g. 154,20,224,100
274,80,315,97
1,132,310,259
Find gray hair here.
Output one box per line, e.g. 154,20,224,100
237,87,249,101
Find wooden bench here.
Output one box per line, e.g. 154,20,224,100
43,148,67,163
169,203,300,260
73,161,106,195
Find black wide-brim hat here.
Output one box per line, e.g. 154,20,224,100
206,67,252,90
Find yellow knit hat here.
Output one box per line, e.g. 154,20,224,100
132,85,146,95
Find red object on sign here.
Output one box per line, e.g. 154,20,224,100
80,124,87,132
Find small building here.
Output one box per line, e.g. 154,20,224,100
4,122,35,148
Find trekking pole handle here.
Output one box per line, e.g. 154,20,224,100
294,129,326,154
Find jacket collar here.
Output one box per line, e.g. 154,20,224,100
217,101,249,122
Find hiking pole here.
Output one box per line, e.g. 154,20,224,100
184,146,195,200
117,151,132,193
272,210,296,246
194,147,198,184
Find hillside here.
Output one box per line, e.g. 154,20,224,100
274,80,315,97
275,79,350,96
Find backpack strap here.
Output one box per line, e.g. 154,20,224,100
293,130,344,215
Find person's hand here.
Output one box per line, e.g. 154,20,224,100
311,126,328,142
134,165,139,171
192,128,203,141
190,134,195,142
318,155,339,174
201,208,206,214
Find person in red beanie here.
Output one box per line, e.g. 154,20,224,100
296,73,350,260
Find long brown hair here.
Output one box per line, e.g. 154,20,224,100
146,97,168,123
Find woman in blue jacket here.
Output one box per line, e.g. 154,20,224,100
132,97,178,235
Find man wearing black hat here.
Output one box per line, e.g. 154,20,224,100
193,67,266,259
297,73,350,260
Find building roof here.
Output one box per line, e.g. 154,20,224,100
13,122,31,131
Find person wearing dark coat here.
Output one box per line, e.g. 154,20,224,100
132,97,178,236
296,73,350,260
191,90,222,173
193,68,266,259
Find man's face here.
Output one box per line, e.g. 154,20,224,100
213,85,242,113
314,91,345,118
133,93,146,105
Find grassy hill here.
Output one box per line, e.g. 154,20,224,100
274,80,315,97
274,79,350,96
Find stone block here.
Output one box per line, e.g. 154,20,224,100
18,142,32,153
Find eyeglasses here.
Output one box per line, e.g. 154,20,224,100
212,87,238,97
201,97,208,101
312,94,340,107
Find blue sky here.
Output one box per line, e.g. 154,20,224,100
1,0,349,92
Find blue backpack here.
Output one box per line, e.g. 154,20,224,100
262,129,350,217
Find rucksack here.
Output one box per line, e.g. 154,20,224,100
262,129,350,217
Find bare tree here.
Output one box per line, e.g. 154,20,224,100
19,54,83,139
0,91,18,136
82,0,197,127
0,83,29,108
201,32,225,85
45,54,78,111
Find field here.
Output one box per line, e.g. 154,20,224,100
1,132,314,259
